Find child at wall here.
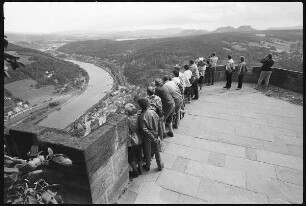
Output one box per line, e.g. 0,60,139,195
124,103,143,178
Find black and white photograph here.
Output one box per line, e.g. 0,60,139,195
3,2,303,204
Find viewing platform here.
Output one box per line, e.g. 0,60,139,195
118,81,303,204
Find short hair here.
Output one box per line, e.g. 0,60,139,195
174,64,180,70
172,69,179,77
267,54,272,58
228,54,232,59
137,97,149,111
189,60,194,64
163,76,169,82
147,86,155,96
155,78,164,87
240,56,245,62
124,103,136,115
133,94,140,102
184,65,189,70
212,52,216,56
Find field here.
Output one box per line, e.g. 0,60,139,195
4,79,55,106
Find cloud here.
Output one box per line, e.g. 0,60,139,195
4,2,303,33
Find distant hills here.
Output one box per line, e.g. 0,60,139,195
5,25,302,42
267,25,303,30
212,25,256,33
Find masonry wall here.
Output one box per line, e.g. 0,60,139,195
7,114,129,204
207,65,303,93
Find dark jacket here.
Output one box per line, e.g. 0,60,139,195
138,109,160,142
260,58,274,71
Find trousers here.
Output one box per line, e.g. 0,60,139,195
142,137,162,169
238,74,244,88
225,70,232,88
256,71,272,89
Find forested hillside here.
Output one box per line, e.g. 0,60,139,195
4,43,88,87
57,30,303,87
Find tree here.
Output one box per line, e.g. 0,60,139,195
3,36,25,78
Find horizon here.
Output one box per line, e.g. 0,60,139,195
4,2,303,34
4,24,304,36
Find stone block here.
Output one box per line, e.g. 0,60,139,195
275,165,303,186
219,133,264,149
160,152,177,169
224,155,276,178
257,150,303,171
156,168,201,198
185,160,246,188
163,133,195,147
164,142,210,163
107,114,128,148
208,152,226,167
177,194,207,204
159,188,180,203
84,124,117,177
112,143,128,178
246,173,303,204
90,158,113,202
172,156,188,172
191,138,246,158
196,178,269,204
245,147,257,161
106,166,129,203
116,189,138,204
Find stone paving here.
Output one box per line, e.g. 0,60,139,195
117,81,303,204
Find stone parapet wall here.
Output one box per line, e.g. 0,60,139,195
7,114,129,204
210,65,303,93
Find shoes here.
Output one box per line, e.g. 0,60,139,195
158,163,164,171
211,83,214,85
254,87,258,90
142,164,150,171
236,88,241,90
192,97,198,100
163,133,167,138
167,131,174,137
129,171,139,178
186,100,191,103
137,162,142,175
227,87,231,89
173,125,178,129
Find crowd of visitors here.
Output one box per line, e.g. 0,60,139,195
125,53,274,178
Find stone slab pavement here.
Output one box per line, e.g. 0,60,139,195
117,81,303,204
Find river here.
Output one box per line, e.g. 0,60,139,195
38,60,113,129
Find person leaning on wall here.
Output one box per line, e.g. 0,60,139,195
254,53,275,90
124,103,143,178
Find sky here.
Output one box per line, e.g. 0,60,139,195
4,2,303,34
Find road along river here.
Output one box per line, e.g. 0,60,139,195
38,60,113,129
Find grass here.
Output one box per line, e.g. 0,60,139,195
4,79,55,106
262,85,303,106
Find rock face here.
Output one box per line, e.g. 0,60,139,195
213,26,236,33
236,25,256,32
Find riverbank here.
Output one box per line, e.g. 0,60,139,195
38,59,114,129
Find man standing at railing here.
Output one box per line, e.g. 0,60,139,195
254,54,274,90
223,55,235,89
189,60,199,100
209,52,218,85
